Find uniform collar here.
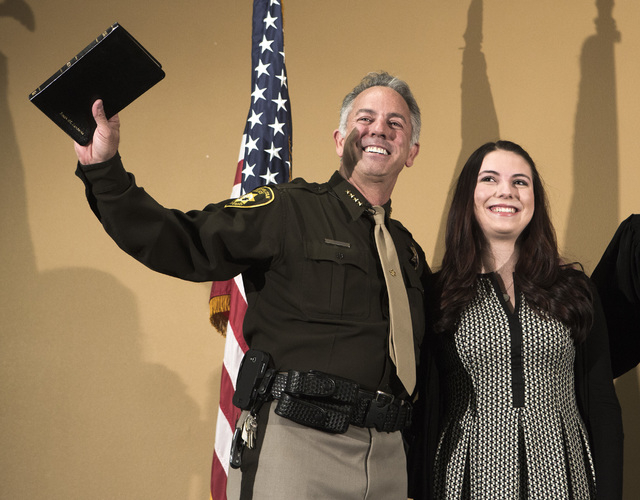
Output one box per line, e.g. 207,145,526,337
328,171,393,222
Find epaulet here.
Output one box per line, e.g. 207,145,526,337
275,177,329,194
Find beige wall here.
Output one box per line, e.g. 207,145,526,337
1,0,638,498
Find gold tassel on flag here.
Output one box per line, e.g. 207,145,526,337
209,282,231,335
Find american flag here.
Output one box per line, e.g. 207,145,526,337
209,1,292,498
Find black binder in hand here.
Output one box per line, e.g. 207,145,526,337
29,22,165,145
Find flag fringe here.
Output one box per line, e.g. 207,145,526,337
209,294,230,336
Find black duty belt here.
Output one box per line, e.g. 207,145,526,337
264,370,412,434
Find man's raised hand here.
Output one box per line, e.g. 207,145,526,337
74,99,120,165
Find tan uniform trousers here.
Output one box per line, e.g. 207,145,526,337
227,402,408,499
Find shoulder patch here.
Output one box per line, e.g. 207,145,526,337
224,186,275,209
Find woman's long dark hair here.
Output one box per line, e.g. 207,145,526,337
436,140,593,343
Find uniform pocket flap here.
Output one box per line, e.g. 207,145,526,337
305,239,366,271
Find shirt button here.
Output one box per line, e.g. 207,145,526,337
336,252,344,260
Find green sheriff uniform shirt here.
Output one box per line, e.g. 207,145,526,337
76,153,429,396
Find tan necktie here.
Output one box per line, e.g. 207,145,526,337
371,205,415,394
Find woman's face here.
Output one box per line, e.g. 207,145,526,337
473,149,535,244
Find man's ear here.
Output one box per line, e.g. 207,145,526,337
405,142,420,168
333,129,345,157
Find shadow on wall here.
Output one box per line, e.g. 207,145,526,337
0,10,213,499
566,1,639,496
566,0,620,271
432,0,500,267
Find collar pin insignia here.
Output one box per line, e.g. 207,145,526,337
345,189,363,206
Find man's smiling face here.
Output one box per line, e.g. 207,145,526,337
335,86,419,184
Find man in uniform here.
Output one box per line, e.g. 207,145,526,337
73,72,429,499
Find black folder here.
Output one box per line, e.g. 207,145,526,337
29,22,165,145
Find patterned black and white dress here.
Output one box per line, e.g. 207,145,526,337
433,273,596,499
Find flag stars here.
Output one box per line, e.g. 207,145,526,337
242,163,256,180
275,69,287,88
251,84,266,103
254,60,271,78
245,136,259,155
268,118,285,136
260,167,279,184
247,110,263,129
259,35,274,53
235,3,291,195
263,11,278,30
265,142,282,161
272,92,288,111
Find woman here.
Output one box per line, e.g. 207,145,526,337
410,141,623,499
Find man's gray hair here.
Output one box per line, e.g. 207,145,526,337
338,71,421,146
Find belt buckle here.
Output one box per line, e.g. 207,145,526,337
374,390,394,406
365,391,394,431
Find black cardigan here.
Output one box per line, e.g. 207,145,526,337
406,274,623,499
